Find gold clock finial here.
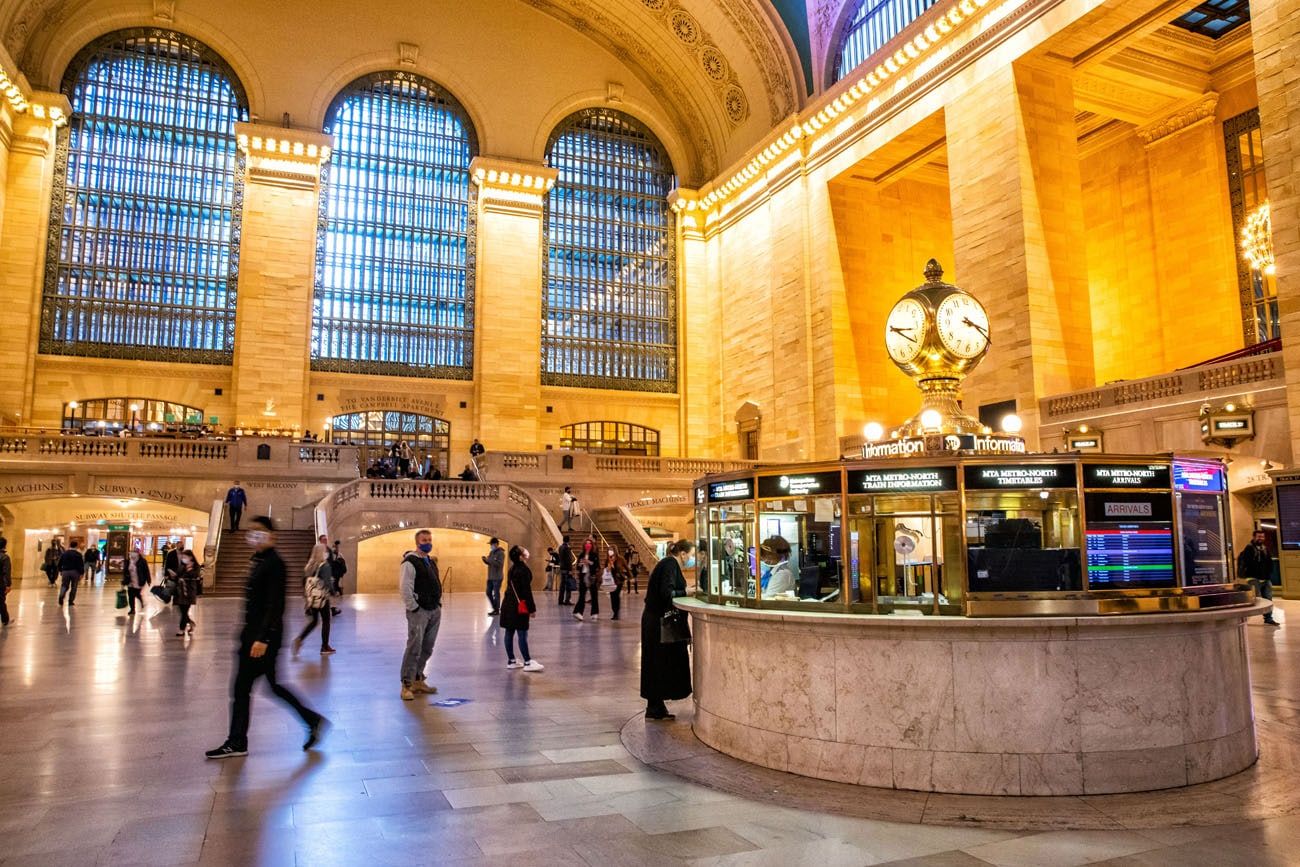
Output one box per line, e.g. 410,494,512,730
923,258,944,283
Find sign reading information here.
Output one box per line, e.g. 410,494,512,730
1083,464,1171,489
848,467,958,493
757,471,841,498
708,479,754,502
964,463,1077,489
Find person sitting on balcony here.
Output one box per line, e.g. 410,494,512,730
458,464,478,481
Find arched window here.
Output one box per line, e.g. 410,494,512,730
42,29,248,362
330,410,451,476
543,109,676,392
561,421,660,456
313,72,477,378
62,397,206,432
832,0,939,83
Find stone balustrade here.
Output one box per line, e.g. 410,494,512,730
483,450,754,484
1040,350,1285,422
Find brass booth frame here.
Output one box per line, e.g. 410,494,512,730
694,453,1252,617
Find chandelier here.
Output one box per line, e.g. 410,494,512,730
1242,202,1275,275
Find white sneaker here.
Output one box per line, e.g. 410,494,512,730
589,614,599,621
523,660,544,672
572,612,583,621
506,660,524,669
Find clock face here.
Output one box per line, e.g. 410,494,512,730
936,292,989,359
885,298,927,364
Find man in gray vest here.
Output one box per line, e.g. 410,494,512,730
399,529,443,701
482,537,504,616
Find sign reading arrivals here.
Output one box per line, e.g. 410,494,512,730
848,467,958,493
1083,464,1171,489
964,463,1078,489
757,471,842,498
708,479,754,502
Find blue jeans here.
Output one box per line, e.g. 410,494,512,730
505,627,530,663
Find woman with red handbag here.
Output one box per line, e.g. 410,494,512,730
502,546,543,672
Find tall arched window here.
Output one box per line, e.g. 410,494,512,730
543,108,677,392
42,29,248,362
832,0,939,83
561,421,660,456
313,72,477,378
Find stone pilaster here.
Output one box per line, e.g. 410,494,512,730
229,123,332,430
469,156,557,451
672,188,720,457
1250,0,1300,460
0,91,68,426
945,60,1093,447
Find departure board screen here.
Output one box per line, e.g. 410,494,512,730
1086,522,1176,588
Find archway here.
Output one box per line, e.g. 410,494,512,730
330,410,451,477
355,527,511,594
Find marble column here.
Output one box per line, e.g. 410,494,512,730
469,157,557,452
229,123,332,430
0,92,68,427
945,59,1093,446
1250,0,1300,461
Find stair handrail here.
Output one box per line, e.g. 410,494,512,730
614,505,660,573
204,498,224,585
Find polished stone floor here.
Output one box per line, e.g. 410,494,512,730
2,579,1299,866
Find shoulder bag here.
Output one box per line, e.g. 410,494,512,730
660,608,690,644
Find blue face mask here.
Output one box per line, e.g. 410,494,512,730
684,555,697,569
417,542,433,554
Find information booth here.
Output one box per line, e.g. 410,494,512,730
694,454,1242,616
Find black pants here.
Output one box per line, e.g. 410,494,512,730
228,506,243,532
610,586,622,619
45,565,56,586
1,591,9,625
486,580,501,613
573,577,599,616
559,572,574,605
297,606,331,648
178,603,194,631
127,586,145,614
228,646,319,749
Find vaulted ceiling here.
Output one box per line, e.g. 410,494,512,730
0,0,810,180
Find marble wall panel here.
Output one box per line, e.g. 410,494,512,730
857,745,894,788
1019,752,1085,796
1082,744,1187,794
891,748,935,791
834,636,956,751
1180,625,1252,744
743,628,838,741
1076,634,1190,751
1185,728,1258,786
932,751,1021,796
950,639,1080,754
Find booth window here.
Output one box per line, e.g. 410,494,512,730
41,29,248,363
1224,109,1277,345
63,397,204,432
965,490,1082,592
543,108,677,392
313,72,477,378
560,421,659,456
832,0,939,84
331,411,451,477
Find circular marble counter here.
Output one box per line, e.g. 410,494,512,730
677,597,1267,796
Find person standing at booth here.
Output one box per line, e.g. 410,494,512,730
1238,529,1280,626
641,540,695,720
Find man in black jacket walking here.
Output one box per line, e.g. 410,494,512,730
206,516,327,758
1238,529,1280,626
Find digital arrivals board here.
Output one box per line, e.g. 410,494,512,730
1084,492,1176,588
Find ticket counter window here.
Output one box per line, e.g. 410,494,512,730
965,490,1083,592
756,496,843,606
846,492,958,614
706,503,755,604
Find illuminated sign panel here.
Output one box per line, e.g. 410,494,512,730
848,467,957,493
1173,461,1226,493
963,463,1077,489
707,479,754,502
757,471,841,498
1083,464,1171,489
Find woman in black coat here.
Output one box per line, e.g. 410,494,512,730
640,539,696,720
122,550,151,615
501,546,543,672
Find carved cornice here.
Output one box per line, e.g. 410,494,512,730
1135,92,1219,146
470,155,557,215
235,122,332,190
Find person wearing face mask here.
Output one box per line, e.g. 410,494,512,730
172,549,202,637
501,546,543,672
1237,529,1280,626
398,529,443,701
122,549,152,616
571,538,600,622
641,539,696,720
600,547,628,621
758,536,796,598
206,516,326,759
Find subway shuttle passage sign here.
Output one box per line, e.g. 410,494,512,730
963,463,1077,489
708,479,754,502
1083,464,1171,489
757,471,841,498
848,466,958,493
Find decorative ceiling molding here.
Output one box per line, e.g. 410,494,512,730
634,0,749,125
1134,92,1219,146
693,0,800,121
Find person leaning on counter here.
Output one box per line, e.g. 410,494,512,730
759,536,796,597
